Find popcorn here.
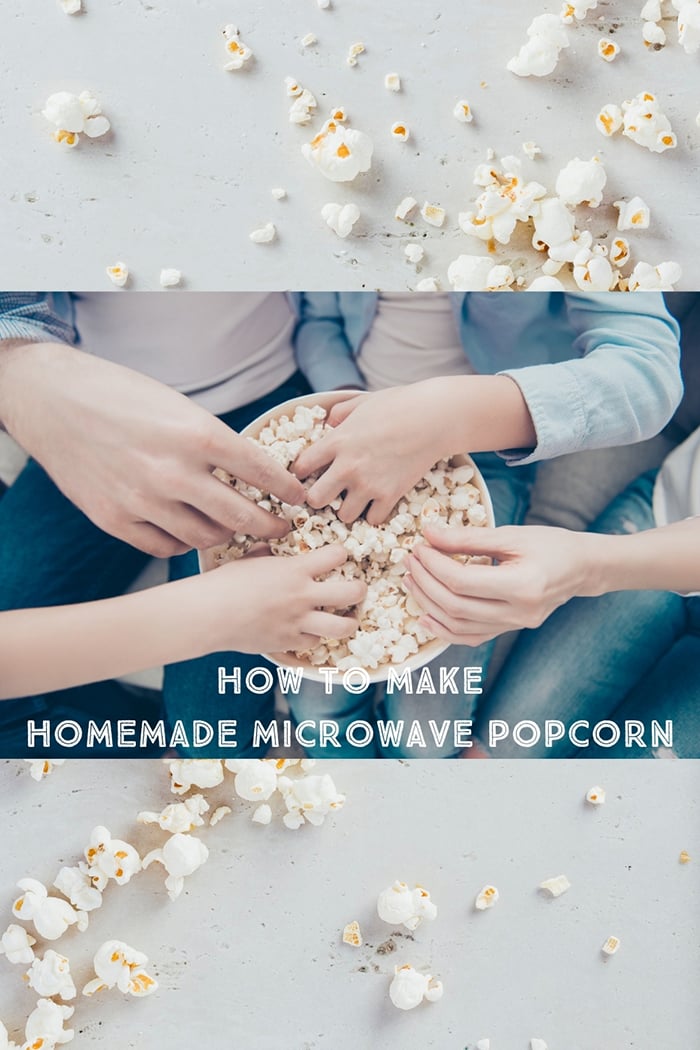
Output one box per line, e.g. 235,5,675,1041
555,156,606,208
142,834,209,901
539,875,571,898
249,223,277,244
678,1,700,53
601,935,621,956
415,277,440,291
159,268,182,288
476,1042,491,1049
12,879,87,940
26,950,77,1001
223,25,253,70
82,940,157,998
448,255,496,291
453,100,473,123
53,867,103,912
395,196,418,221
613,92,677,152
43,90,110,144
277,773,345,829
528,275,565,290
0,1020,16,1050
522,141,541,159
475,885,499,910
628,260,682,290
596,104,623,137
404,244,424,264
609,237,630,268
391,121,410,142
138,795,210,834
561,0,597,19
24,1000,74,1046
486,265,514,290
507,14,570,77
227,759,278,801
346,42,365,66
342,921,362,947
60,0,82,12
25,759,66,781
530,1041,548,1050
573,247,616,291
271,187,287,200
209,806,231,826
615,196,650,230
317,0,330,7
84,826,141,889
680,850,691,864
329,106,348,122
321,202,360,238
106,262,129,288
385,73,401,91
377,881,437,930
302,122,373,182
300,32,317,47
389,965,443,1010
288,83,317,125
421,202,445,227
251,803,272,825
0,924,36,965
641,0,662,18
643,21,666,46
598,38,620,61
585,785,606,805
459,154,546,245
169,759,224,795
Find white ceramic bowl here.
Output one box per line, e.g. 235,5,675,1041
198,391,495,682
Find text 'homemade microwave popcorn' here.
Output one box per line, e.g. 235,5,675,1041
209,402,490,671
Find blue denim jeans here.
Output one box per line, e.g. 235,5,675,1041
0,373,310,757
475,470,700,759
287,452,536,758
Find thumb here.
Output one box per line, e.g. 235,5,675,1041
422,524,516,559
299,542,349,576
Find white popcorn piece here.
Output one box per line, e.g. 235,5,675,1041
142,833,209,902
385,72,401,91
346,42,365,66
404,243,424,264
678,1,700,54
561,0,598,19
610,237,630,268
251,803,272,825
271,187,287,200
643,20,666,46
302,122,373,182
289,87,318,125
12,879,87,941
169,758,224,795
318,0,330,7
507,14,570,77
300,32,317,47
475,884,499,910
391,121,410,142
0,1020,17,1050
138,795,210,834
389,965,443,1010
24,1000,74,1047
539,875,571,898
628,259,682,290
586,785,606,805
528,275,565,290
84,826,141,890
249,222,277,244
227,758,279,801
421,202,445,227
395,196,418,221
641,0,662,18
342,920,362,947
82,940,157,998
159,268,182,288
460,154,546,245
530,1040,548,1050
53,867,103,912
321,202,361,238
602,935,621,956
415,277,440,291
60,0,82,12
0,924,36,965
620,92,677,152
26,950,77,1001
454,100,473,123
486,265,514,290
43,90,110,145
284,76,304,98
522,140,541,159
106,262,129,287
377,880,437,930
615,196,650,230
209,806,231,826
448,255,495,291
223,25,254,71
598,37,620,61
596,104,623,137
476,1042,491,1050
573,247,616,291
277,773,345,829
25,759,66,781
555,156,606,208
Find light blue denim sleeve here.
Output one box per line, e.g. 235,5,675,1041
0,293,77,346
498,291,682,464
294,292,366,392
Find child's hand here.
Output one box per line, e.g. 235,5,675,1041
203,544,367,654
403,524,594,646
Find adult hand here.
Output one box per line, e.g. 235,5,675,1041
0,343,306,557
404,524,597,646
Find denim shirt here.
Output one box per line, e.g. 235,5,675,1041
294,292,682,463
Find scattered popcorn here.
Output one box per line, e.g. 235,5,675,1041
271,187,287,200
84,826,141,889
555,156,606,208
377,881,437,930
169,759,224,795
82,940,157,998
143,833,209,901
586,785,606,805
209,806,231,827
391,121,410,142
475,885,499,910
522,141,541,159
106,262,129,288
223,24,253,71
60,0,82,12
0,924,36,965
628,259,682,290
641,0,662,18
385,73,401,91
12,879,87,940
342,920,362,947
610,237,631,268
249,223,277,244
302,122,373,182
453,100,473,123
507,14,570,77
251,803,272,825
601,935,621,956
615,196,650,230
598,38,620,61
43,90,110,145
389,964,443,1010
561,0,598,20
288,83,317,125
53,867,103,912
679,850,691,864
421,202,445,227
321,202,361,238
300,32,317,47
277,773,345,829
138,795,210,834
459,154,546,245
404,243,424,264
395,196,418,221
25,759,66,781
539,875,571,898
678,1,700,54
600,92,677,152
26,950,77,1001
24,1000,74,1047
415,277,440,291
347,42,366,66
159,268,182,288
643,21,666,47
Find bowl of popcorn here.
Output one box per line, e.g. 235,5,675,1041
199,392,495,681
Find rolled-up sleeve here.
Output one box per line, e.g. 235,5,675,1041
0,293,77,347
294,293,366,392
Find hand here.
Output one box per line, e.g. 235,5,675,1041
403,524,595,646
203,544,366,654
0,343,306,557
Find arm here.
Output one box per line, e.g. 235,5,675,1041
403,517,700,647
0,546,366,700
0,293,77,351
294,293,366,391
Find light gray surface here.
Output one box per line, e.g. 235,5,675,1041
1,1,699,290
0,759,698,1049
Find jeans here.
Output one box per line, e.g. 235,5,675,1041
287,452,536,758
0,372,310,758
475,470,700,759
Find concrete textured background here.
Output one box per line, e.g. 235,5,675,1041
0,758,698,1049
0,0,699,290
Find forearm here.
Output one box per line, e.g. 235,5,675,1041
580,517,700,597
438,374,537,457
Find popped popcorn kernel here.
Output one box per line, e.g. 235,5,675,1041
24,1000,74,1047
342,920,362,947
391,121,410,142
228,759,278,801
60,0,82,12
522,141,541,159
389,964,443,1010
43,90,110,143
142,834,209,901
610,237,630,267
26,951,76,1002
404,243,424,264
598,38,620,61
617,91,677,152
377,880,437,930
346,42,366,66
641,0,662,18
169,758,224,795
300,32,317,48
602,935,621,956
678,2,700,54
84,826,141,889
643,20,667,47
25,759,65,782
628,259,682,290
302,122,373,182
106,262,129,288
530,1040,548,1050
0,924,36,966
209,806,231,827
421,202,445,227
138,795,209,834
82,940,157,998
507,14,570,77
555,156,607,208
585,785,606,805
453,100,473,123
271,187,287,200
252,803,272,825
448,255,496,291
159,268,182,288
321,202,360,238
395,196,418,221
539,874,571,897
475,884,499,910
385,73,401,92
223,24,254,70
12,879,87,941
249,222,277,244
415,277,440,291
615,196,650,230
596,103,623,137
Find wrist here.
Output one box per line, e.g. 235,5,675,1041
575,532,627,597
0,341,74,434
